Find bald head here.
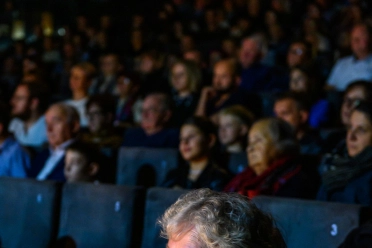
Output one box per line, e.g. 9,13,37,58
351,24,371,60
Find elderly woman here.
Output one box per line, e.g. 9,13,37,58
317,102,372,205
224,118,317,199
159,188,286,248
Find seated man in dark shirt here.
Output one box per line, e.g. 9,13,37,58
195,59,257,122
122,92,179,148
273,92,322,155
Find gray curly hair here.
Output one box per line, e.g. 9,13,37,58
158,189,286,248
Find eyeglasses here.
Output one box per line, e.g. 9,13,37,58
343,97,362,108
289,48,304,55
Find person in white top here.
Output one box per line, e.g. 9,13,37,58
64,62,96,127
29,103,80,182
9,82,49,149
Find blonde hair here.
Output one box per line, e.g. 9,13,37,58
170,59,201,93
219,105,255,127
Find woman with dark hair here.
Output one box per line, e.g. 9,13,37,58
225,118,317,199
317,102,372,205
161,116,230,191
289,65,330,128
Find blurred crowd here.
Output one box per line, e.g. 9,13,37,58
1,0,372,206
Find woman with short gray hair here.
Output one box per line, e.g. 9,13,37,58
159,188,286,248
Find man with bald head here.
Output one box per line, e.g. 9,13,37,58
239,36,281,92
28,103,80,181
327,23,372,90
195,59,258,121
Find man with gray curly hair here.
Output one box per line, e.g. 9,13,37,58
159,188,286,248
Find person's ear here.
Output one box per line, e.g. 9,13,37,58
235,76,241,86
72,121,80,134
30,98,39,112
208,134,217,148
299,110,309,124
88,163,99,177
239,124,249,137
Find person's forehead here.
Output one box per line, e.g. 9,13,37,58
352,26,369,37
346,87,366,98
46,107,67,120
275,98,296,109
15,85,29,95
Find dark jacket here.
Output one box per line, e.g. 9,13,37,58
161,162,231,191
28,149,66,182
122,127,179,149
317,146,372,205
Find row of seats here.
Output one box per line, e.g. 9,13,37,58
0,177,371,248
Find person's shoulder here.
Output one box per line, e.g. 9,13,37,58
8,118,23,130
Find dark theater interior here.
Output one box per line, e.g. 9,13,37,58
1,0,372,247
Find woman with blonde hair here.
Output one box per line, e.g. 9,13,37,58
169,59,202,127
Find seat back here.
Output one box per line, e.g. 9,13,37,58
116,147,179,187
252,196,372,248
58,183,145,248
0,177,60,248
141,188,189,248
228,152,248,175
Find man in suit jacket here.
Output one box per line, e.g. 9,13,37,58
28,103,80,182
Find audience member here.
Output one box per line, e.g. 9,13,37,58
225,118,317,199
9,82,49,149
286,40,312,69
28,104,80,182
289,65,330,128
159,188,287,248
65,62,96,127
318,102,372,205
82,95,122,150
122,93,179,148
64,141,101,183
238,36,280,92
327,23,372,90
274,92,323,155
161,116,230,191
195,59,251,121
0,103,29,178
114,72,140,126
89,53,121,95
170,59,201,127
218,105,255,153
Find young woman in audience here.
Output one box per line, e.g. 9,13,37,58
218,105,255,153
161,116,231,191
64,62,96,127
169,59,201,127
225,118,318,199
317,102,372,205
289,65,330,128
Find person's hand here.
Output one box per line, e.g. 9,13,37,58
201,86,217,100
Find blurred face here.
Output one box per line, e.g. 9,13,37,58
116,76,134,97
179,124,209,162
218,115,246,146
213,62,235,92
64,150,91,183
290,69,308,92
11,85,31,119
141,96,168,132
70,67,89,92
101,55,119,76
247,124,274,175
87,104,107,134
274,99,304,131
45,106,77,149
239,39,260,68
341,86,366,126
351,25,370,59
287,43,307,68
139,56,155,74
171,63,189,93
347,110,372,157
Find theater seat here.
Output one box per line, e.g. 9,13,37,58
58,183,145,248
0,177,60,248
141,187,189,248
252,196,372,248
228,152,248,175
116,147,179,187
